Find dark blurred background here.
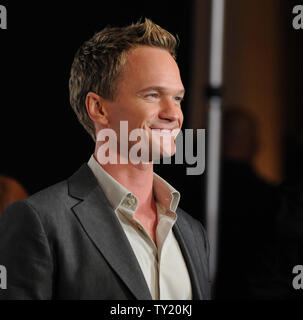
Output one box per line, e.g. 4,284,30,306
1,0,303,299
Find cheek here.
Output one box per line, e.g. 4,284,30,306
136,109,156,125
108,104,134,128
179,109,184,126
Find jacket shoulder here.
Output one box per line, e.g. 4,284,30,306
2,178,77,228
24,179,76,212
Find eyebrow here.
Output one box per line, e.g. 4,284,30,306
137,86,185,95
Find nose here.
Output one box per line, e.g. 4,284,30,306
158,98,183,123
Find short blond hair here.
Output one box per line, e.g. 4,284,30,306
69,18,178,140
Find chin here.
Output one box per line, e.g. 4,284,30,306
160,142,177,158
150,138,175,158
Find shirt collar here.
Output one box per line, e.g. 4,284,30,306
87,155,180,214
152,172,180,212
88,155,131,211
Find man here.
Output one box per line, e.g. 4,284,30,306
0,18,210,300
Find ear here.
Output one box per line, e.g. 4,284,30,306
85,92,109,126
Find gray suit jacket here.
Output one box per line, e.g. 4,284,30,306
0,164,211,300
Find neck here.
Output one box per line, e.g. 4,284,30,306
93,149,154,208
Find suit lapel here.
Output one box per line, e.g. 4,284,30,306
68,164,152,300
173,212,205,300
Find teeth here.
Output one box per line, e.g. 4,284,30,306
151,129,171,133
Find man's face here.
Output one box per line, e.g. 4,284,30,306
103,45,184,161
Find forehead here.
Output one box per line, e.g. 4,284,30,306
119,45,183,91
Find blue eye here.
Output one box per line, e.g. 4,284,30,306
174,96,183,103
146,93,159,99
149,93,158,98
